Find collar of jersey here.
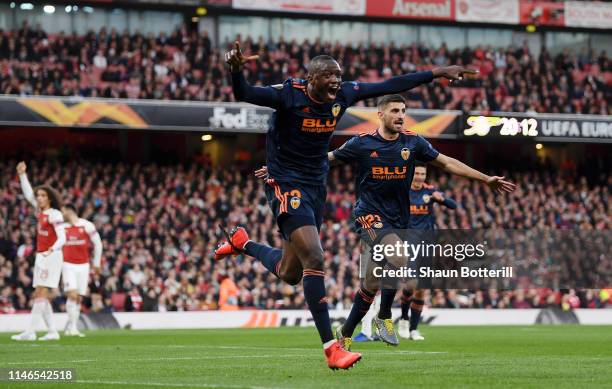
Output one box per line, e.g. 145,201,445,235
375,129,401,142
305,85,326,105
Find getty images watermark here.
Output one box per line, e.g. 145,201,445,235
359,229,611,290
370,240,513,279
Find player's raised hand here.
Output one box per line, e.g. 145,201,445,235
432,191,445,202
486,176,517,194
16,161,27,175
432,66,478,81
254,166,268,180
225,41,259,73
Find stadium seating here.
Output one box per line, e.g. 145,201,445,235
0,26,609,114
0,159,609,313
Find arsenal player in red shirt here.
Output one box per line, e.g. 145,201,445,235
12,162,66,341
61,204,102,337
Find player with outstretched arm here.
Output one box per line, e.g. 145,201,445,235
397,162,457,340
216,42,477,369
12,162,66,341
257,94,514,348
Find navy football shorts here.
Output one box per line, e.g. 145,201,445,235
264,178,326,240
353,212,398,246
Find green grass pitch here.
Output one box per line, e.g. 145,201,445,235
1,326,611,388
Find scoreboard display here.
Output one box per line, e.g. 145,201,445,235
464,116,538,138
463,113,612,143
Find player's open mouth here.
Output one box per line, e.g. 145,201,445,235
394,120,404,126
327,85,339,99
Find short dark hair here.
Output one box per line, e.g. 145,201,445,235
415,161,427,169
35,185,62,210
307,55,338,76
377,94,406,110
62,203,78,215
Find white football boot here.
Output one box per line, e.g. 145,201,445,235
398,319,411,339
38,331,60,341
409,329,425,341
11,331,37,341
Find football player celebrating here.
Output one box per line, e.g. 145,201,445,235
398,162,457,341
12,162,65,341
254,94,515,350
330,95,514,348
218,41,477,369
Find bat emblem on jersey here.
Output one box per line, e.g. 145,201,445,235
290,196,301,209
423,194,431,203
331,104,341,118
401,148,410,161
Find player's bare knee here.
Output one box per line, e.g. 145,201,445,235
35,287,48,299
279,266,302,285
67,291,79,301
287,276,302,286
300,249,324,271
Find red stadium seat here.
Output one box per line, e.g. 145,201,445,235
111,293,127,311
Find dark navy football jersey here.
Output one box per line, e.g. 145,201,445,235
332,130,440,228
231,71,433,185
410,184,457,230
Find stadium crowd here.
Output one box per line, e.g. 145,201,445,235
0,23,609,114
0,159,610,314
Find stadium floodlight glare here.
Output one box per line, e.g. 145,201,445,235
20,3,34,10
73,5,79,11
83,6,93,13
192,17,199,23
43,5,55,14
65,5,71,12
201,134,213,142
536,143,543,150
9,2,16,9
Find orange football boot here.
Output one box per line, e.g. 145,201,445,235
325,341,362,370
214,226,250,261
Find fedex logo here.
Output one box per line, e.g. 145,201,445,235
208,107,270,130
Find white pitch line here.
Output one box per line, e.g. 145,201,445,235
369,350,447,355
200,346,448,355
5,354,306,366
2,343,448,354
74,379,284,389
4,350,447,369
3,350,447,367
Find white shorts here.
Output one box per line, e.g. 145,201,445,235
62,263,90,296
33,251,63,289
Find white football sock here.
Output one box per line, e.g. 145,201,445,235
360,294,379,338
67,299,80,331
41,299,57,333
27,298,46,334
65,299,74,330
